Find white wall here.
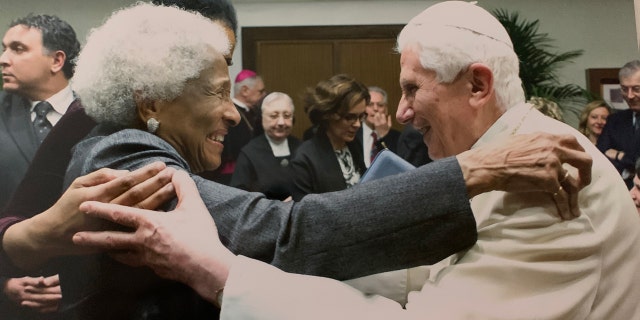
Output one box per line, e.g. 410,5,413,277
1,0,636,90
0,0,137,43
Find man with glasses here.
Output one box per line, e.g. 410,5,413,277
597,60,640,188
357,86,401,168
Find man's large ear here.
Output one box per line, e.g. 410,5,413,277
468,63,494,108
239,84,250,97
50,50,66,74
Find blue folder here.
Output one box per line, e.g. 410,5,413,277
360,149,416,183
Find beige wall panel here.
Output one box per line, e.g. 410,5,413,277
256,41,334,139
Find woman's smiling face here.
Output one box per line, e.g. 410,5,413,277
152,51,240,173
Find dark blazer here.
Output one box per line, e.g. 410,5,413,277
356,125,401,155
230,134,301,200
0,92,86,211
397,125,432,167
289,128,366,201
0,91,40,209
597,109,640,187
0,93,86,319
200,104,257,185
0,105,94,278
56,127,475,319
2,103,93,219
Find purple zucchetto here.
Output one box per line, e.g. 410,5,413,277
235,69,257,83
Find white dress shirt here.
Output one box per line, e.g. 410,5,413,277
29,84,74,126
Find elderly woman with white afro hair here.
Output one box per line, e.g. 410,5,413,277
70,2,238,176
60,2,240,319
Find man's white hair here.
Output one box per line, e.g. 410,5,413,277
396,1,524,109
73,2,231,127
234,76,262,98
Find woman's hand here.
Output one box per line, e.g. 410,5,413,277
3,162,176,270
73,170,236,305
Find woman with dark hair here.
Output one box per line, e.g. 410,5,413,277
288,74,369,201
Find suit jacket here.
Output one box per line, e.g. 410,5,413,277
0,106,94,278
58,126,475,319
397,125,432,167
0,91,41,210
219,104,640,319
200,104,257,185
596,109,640,187
0,92,85,319
356,125,401,155
230,134,301,200
289,128,366,201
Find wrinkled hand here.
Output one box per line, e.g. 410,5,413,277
457,132,592,220
3,275,61,313
3,162,176,270
73,170,236,304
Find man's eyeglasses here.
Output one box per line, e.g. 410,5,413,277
620,85,640,95
341,112,367,124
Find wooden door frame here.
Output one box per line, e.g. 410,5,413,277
241,25,404,71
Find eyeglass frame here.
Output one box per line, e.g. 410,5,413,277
340,112,367,124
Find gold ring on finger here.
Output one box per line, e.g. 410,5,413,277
553,185,563,197
560,171,570,183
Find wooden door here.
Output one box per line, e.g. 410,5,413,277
243,25,403,139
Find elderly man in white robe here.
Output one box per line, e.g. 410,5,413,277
70,1,640,319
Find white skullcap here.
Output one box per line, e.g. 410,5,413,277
407,1,512,48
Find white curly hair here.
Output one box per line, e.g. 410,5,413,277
73,2,231,127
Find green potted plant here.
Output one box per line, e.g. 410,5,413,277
493,9,589,126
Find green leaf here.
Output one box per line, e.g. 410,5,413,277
492,8,589,121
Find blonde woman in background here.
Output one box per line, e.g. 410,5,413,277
579,100,611,144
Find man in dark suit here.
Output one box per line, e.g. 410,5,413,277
597,60,640,189
0,14,80,208
0,13,80,318
357,86,401,168
205,69,266,184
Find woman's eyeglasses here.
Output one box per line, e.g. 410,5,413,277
341,112,367,124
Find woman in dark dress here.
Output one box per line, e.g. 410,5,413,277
231,92,300,200
289,74,369,201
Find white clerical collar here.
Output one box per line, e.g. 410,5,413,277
232,98,249,112
265,134,290,157
472,102,532,150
